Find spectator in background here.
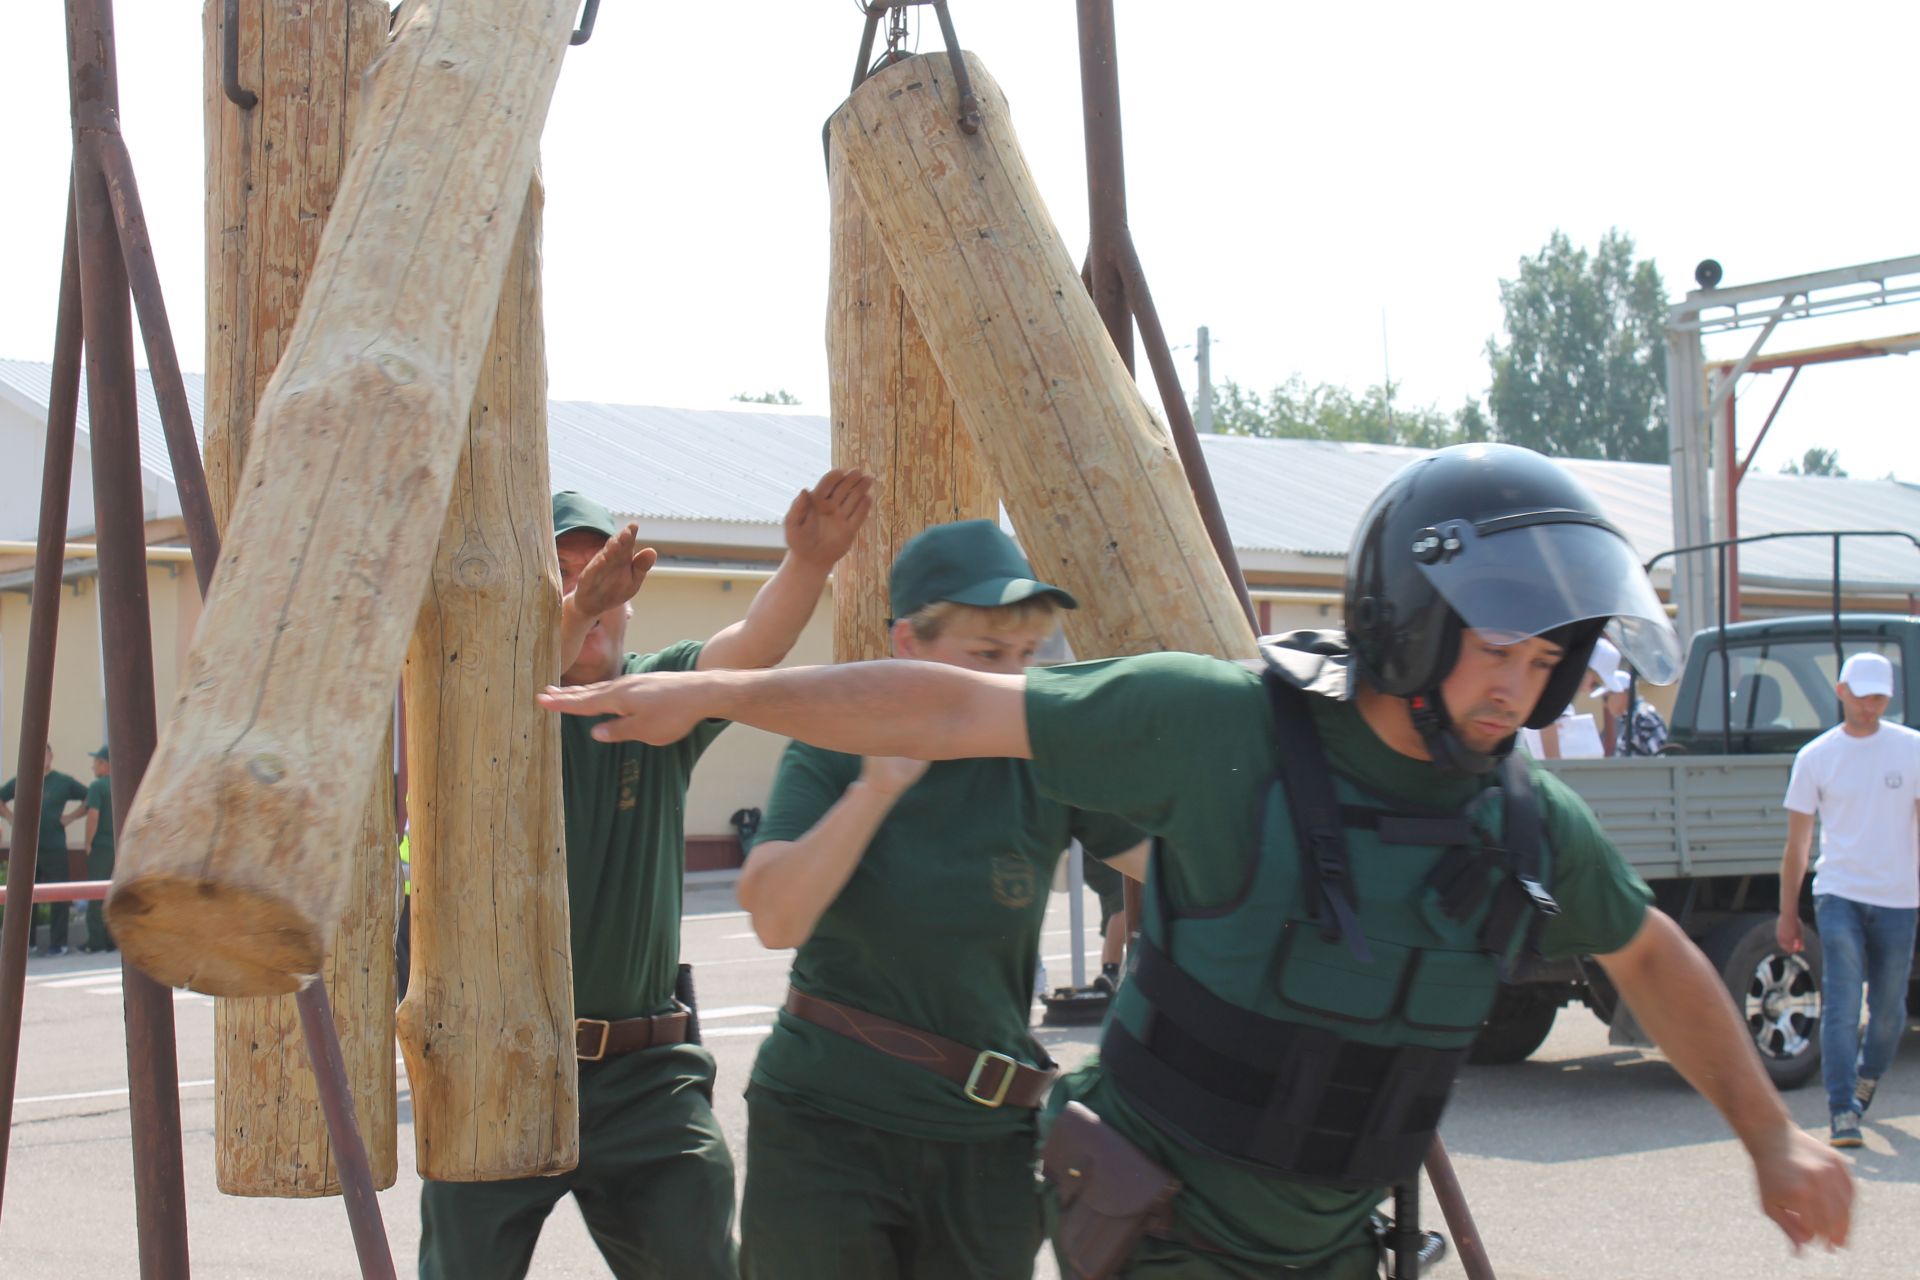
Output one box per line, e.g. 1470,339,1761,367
1601,670,1669,758
79,745,116,953
1777,652,1920,1148
0,744,90,956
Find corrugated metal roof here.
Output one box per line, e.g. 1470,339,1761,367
0,357,205,492
5,357,1918,589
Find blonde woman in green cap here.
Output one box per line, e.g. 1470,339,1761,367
735,520,1147,1280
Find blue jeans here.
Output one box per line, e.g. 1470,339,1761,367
1814,894,1918,1117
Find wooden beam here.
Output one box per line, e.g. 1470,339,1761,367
201,0,397,1198
827,141,996,664
830,54,1256,664
109,0,581,996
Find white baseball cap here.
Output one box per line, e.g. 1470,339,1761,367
1838,652,1895,698
1587,637,1621,685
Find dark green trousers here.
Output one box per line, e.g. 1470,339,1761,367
419,1042,737,1280
85,847,114,951
36,852,70,950
740,1086,1044,1280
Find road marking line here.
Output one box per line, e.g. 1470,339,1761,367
37,972,125,989
698,1005,776,1020
16,1077,216,1106
703,1025,773,1040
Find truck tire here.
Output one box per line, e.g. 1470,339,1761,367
1704,914,1823,1090
1468,985,1558,1065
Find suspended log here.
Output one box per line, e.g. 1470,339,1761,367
109,0,581,996
202,0,397,1198
827,143,997,664
397,173,578,1181
829,53,1256,663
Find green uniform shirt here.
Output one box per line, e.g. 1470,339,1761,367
562,642,725,1022
85,777,113,856
1,771,87,854
1026,651,1652,1266
749,744,1143,1141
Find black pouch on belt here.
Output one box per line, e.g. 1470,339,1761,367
675,963,701,1045
1042,1101,1182,1280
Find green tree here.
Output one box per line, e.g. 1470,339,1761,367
1779,447,1847,477
1201,377,1471,449
1485,229,1668,462
732,389,801,405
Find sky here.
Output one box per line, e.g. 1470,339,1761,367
3,2,1918,483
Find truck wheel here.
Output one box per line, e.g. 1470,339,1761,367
1468,986,1558,1065
1704,914,1823,1090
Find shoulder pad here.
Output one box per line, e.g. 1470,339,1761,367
1258,629,1353,701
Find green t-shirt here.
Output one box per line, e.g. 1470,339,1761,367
85,777,114,855
1,771,88,855
1026,651,1652,1267
561,642,725,1022
748,743,1143,1141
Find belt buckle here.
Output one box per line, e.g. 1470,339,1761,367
577,1017,611,1062
964,1050,1018,1107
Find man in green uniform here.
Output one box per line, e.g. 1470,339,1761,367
79,745,115,953
544,444,1853,1274
1,745,90,957
419,469,871,1280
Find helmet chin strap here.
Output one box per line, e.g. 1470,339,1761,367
1407,690,1512,777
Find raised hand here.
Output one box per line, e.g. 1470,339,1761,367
784,469,875,571
573,524,658,618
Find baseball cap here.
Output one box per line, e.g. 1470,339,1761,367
552,491,618,539
1587,637,1621,688
1838,652,1895,699
889,520,1078,620
89,744,110,760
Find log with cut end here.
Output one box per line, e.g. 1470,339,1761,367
827,142,997,664
108,0,582,996
829,53,1256,663
202,0,398,1198
397,173,579,1182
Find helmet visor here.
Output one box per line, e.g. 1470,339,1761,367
1414,518,1683,685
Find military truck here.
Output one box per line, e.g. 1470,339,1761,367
1472,610,1920,1088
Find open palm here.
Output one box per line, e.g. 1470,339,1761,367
784,469,875,570
574,524,658,617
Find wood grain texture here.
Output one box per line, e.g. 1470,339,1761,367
830,54,1257,664
110,0,580,996
827,143,996,664
202,0,397,1198
397,173,578,1181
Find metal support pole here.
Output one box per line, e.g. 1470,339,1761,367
1196,325,1213,434
1720,382,1740,621
1425,1138,1496,1279
69,4,193,1269
1075,0,1132,372
1388,1180,1422,1278
0,188,84,1218
298,983,398,1280
1664,321,1714,644
1066,841,1087,990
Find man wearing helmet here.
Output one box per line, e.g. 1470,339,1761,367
542,444,1852,1276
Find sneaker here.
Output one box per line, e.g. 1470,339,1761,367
48,945,68,958
1855,1077,1878,1116
1829,1111,1864,1148
1092,963,1121,995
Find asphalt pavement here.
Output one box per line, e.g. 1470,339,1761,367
3,881,1915,1277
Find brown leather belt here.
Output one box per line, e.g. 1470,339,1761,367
575,1009,690,1061
783,986,1056,1108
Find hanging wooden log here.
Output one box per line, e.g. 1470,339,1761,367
829,53,1256,663
827,143,997,664
397,172,578,1181
202,0,397,1198
109,0,581,996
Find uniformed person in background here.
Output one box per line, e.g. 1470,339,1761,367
80,745,115,953
733,521,1145,1279
543,444,1852,1277
420,471,870,1280
1,744,89,957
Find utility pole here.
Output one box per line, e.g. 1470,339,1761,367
1195,325,1213,433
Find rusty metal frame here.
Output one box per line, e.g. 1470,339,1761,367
0,4,396,1277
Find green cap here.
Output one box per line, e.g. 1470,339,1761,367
552,491,618,539
889,520,1078,620
90,744,109,761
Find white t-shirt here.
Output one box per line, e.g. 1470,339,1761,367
1784,721,1920,908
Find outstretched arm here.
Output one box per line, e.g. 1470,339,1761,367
697,469,873,672
540,660,1030,761
1597,908,1851,1253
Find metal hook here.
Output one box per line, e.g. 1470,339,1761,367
928,1,981,135
571,0,601,46
222,0,257,109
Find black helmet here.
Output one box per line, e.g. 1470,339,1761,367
1346,443,1680,772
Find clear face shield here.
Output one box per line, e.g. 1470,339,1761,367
1411,516,1683,686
